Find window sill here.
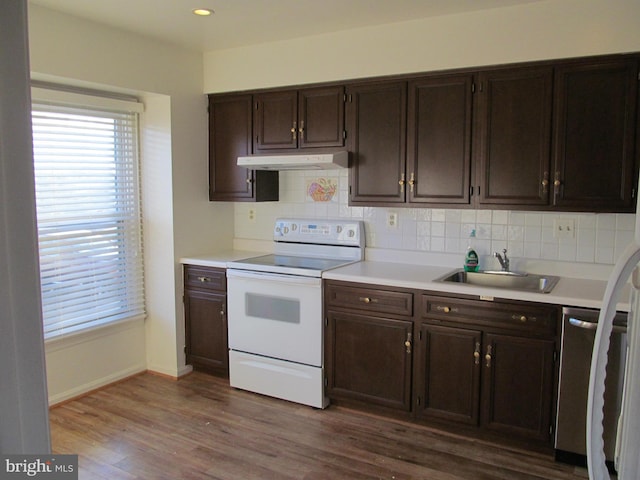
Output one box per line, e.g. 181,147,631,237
44,314,146,352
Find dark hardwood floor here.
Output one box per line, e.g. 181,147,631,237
49,372,588,480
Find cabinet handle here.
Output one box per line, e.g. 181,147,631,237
436,305,457,313
197,276,211,283
485,345,492,368
405,332,412,354
511,314,527,323
474,342,481,365
553,171,562,199
398,173,406,193
220,310,225,316
291,121,297,141
246,177,253,184
299,120,304,141
408,172,415,193
541,171,549,194
358,296,378,304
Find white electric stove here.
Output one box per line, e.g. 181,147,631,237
226,218,364,408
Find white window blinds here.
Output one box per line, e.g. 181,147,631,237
31,89,145,339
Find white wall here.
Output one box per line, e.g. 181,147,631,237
28,4,233,402
204,0,640,92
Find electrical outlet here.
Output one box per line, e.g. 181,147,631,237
387,212,398,229
553,217,575,239
248,208,256,222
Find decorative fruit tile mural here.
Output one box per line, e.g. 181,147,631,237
306,177,337,203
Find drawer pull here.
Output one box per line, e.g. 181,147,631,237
436,305,457,313
197,276,211,283
359,297,378,304
511,314,533,323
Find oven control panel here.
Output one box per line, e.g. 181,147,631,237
274,218,364,247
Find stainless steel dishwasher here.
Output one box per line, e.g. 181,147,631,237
555,306,628,468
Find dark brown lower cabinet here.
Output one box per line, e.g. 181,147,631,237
416,324,481,425
325,310,413,412
184,265,228,376
324,279,559,450
417,295,558,447
416,325,556,443
481,333,555,442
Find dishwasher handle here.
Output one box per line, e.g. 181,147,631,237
568,317,627,334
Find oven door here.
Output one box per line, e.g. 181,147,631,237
227,269,322,367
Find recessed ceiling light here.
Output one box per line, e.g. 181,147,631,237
192,8,214,16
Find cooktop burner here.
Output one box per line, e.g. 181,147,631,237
230,253,357,277
243,254,350,271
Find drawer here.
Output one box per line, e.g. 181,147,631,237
325,283,413,317
422,295,557,336
184,265,226,292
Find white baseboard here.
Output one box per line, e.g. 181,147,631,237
145,362,193,379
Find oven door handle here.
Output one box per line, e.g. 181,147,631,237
227,269,321,286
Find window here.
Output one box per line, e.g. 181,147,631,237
31,87,145,339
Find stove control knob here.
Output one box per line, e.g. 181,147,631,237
291,223,297,231
347,229,355,238
336,225,343,234
283,226,289,234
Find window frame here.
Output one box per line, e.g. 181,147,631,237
31,86,146,340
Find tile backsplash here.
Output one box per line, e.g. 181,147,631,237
234,170,635,267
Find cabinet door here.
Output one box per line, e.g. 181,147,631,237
481,333,555,443
209,94,254,200
325,310,413,411
552,58,638,211
416,324,481,425
254,90,298,151
299,86,345,149
184,290,228,376
347,81,407,205
407,74,473,205
475,67,553,207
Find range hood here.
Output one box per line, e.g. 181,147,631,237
237,151,348,170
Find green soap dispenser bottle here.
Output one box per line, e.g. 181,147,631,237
464,229,479,272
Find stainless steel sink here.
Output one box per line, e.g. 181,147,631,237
435,269,560,294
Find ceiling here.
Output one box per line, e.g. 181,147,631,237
28,0,544,53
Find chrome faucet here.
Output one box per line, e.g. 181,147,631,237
494,249,510,272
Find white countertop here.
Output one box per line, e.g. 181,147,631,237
181,252,630,312
180,250,265,269
322,260,630,312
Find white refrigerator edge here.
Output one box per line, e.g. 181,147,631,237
587,196,640,479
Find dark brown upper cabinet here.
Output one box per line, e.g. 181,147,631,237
253,85,345,153
299,86,346,149
407,74,474,205
474,66,553,208
552,57,639,212
347,80,407,205
208,93,278,202
207,53,639,211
